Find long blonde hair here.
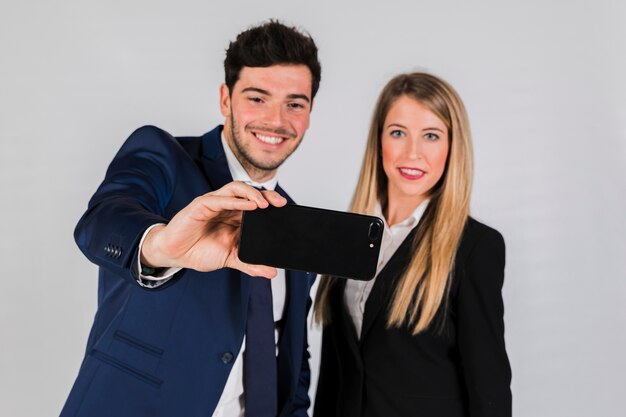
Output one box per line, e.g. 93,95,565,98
315,72,474,334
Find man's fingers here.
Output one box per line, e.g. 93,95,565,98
260,190,287,207
226,254,277,279
187,195,258,222
212,181,269,208
179,182,288,229
243,264,278,279
207,182,287,210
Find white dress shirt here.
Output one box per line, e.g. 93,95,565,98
343,199,429,339
136,133,286,417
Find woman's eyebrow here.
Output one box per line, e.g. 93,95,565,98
386,123,407,129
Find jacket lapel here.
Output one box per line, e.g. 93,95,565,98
276,268,309,411
199,125,253,341
200,127,292,203
332,278,361,353
275,186,307,409
199,125,314,414
359,227,420,343
200,125,234,190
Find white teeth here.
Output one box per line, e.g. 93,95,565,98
400,168,424,176
255,133,284,144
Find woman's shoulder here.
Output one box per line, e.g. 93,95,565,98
450,217,506,299
458,217,505,259
465,217,503,240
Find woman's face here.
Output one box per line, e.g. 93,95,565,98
381,95,450,207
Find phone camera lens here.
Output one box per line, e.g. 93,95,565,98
368,222,382,241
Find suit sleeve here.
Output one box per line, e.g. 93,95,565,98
74,126,179,284
456,227,512,417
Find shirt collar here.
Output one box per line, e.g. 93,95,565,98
375,198,430,230
221,132,278,191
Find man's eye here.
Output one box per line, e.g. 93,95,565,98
288,102,305,109
425,132,439,141
249,97,263,103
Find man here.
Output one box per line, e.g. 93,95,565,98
60,21,321,417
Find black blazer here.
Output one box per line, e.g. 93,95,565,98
314,217,512,417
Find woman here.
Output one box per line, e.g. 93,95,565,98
314,73,511,417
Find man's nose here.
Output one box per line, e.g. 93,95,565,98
264,104,285,128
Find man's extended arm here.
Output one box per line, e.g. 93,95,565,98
74,126,285,282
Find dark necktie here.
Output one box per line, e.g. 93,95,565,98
244,185,278,417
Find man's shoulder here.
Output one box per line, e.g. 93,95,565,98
117,125,185,157
106,126,211,187
123,125,198,153
117,125,222,162
174,125,223,155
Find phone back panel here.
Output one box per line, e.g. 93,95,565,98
238,204,383,281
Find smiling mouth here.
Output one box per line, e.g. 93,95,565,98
399,167,425,179
253,132,285,145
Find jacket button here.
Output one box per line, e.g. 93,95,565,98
221,352,234,364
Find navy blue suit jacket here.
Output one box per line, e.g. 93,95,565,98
61,125,315,417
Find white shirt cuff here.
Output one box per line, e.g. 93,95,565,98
135,223,182,288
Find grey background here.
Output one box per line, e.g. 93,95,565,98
1,1,625,416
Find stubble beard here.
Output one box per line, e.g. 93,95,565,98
229,114,303,174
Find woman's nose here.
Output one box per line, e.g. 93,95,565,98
407,138,421,160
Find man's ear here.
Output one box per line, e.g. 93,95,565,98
219,84,231,118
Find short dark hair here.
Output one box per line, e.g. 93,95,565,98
224,20,321,99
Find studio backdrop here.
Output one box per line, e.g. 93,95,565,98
1,1,624,416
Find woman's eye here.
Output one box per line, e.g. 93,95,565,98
390,130,404,138
425,132,439,141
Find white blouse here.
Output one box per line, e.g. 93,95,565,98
343,199,429,339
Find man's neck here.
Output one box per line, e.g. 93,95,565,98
220,131,278,190
242,164,276,184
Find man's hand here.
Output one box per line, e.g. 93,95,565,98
140,181,286,278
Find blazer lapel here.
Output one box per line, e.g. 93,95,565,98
359,227,420,343
332,278,361,353
276,268,308,409
200,132,304,401
200,128,292,202
199,125,254,355
200,125,234,190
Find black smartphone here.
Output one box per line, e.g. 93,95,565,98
238,204,384,280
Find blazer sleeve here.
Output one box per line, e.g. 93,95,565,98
73,126,179,283
456,226,512,417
